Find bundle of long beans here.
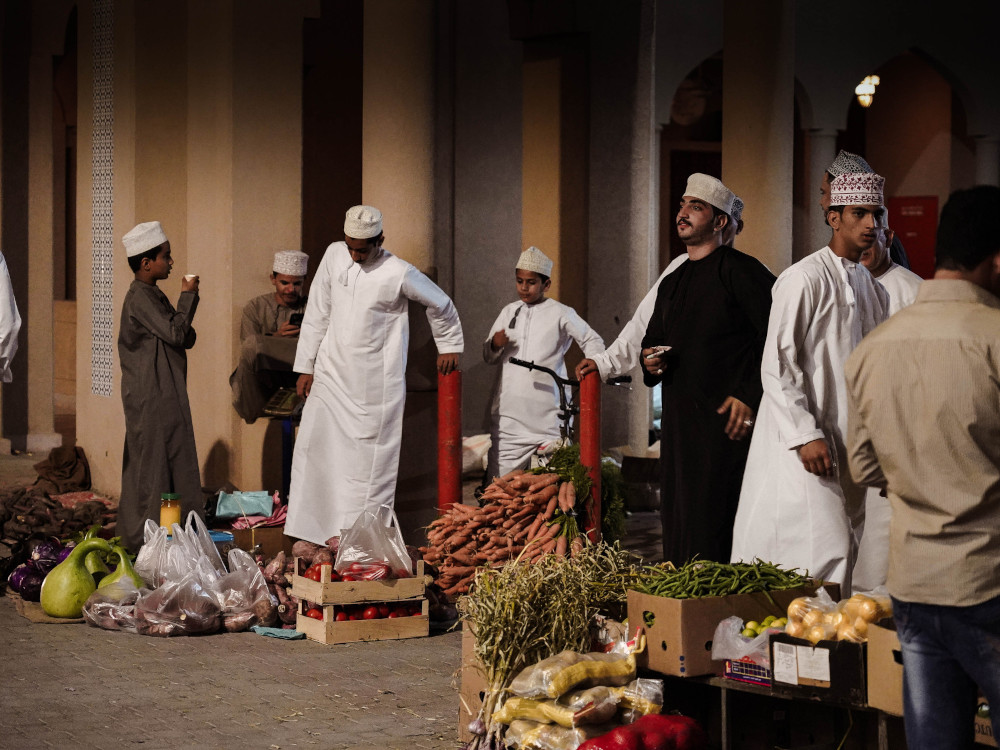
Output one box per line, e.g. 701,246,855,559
633,558,812,604
458,542,639,750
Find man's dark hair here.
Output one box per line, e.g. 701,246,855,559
127,243,165,273
708,204,730,230
936,185,1000,271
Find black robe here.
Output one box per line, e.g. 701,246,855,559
118,280,201,552
642,246,775,564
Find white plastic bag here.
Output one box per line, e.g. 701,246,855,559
711,615,774,668
334,507,413,578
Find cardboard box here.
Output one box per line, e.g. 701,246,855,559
295,598,429,645
769,633,867,707
290,558,429,605
459,624,489,744
976,712,997,747
628,583,837,678
225,525,293,560
866,619,903,716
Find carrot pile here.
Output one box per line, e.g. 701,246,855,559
419,469,586,599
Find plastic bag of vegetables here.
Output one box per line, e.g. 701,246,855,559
134,557,223,637
509,635,645,700
209,548,278,632
82,578,142,632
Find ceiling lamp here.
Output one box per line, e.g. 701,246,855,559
855,75,880,108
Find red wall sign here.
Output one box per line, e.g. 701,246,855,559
887,196,938,280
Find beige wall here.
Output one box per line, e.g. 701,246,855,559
362,0,435,271
76,1,306,497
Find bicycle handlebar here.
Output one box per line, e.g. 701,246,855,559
508,357,632,387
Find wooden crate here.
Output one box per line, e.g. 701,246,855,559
295,598,429,645
290,558,429,604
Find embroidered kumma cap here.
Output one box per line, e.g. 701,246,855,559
516,246,554,276
827,150,874,178
829,172,885,207
730,196,745,225
344,205,383,239
272,250,309,276
683,173,737,216
123,221,168,257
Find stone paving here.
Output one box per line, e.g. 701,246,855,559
0,452,663,750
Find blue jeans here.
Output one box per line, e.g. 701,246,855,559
893,595,1000,750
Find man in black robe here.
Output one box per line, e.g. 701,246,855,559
118,221,202,552
641,174,775,564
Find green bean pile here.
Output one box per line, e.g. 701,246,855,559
634,558,812,600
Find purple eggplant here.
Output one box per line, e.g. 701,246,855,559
8,561,45,601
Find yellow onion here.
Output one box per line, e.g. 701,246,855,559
786,597,811,622
785,620,805,638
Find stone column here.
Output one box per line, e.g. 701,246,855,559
722,0,795,274
809,128,838,254
26,32,62,454
974,135,1000,187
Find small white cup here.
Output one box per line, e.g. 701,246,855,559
183,274,197,282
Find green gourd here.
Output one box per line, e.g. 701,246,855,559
80,525,111,582
40,537,113,618
97,545,145,590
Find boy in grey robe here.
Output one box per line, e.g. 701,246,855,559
118,221,202,552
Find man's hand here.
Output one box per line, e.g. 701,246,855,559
575,358,598,380
274,321,300,337
437,353,459,375
491,330,509,351
717,396,754,440
296,374,314,399
798,438,836,477
642,347,667,376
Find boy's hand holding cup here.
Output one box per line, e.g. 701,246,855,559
491,329,510,351
182,273,199,292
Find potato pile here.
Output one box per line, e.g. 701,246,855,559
784,592,892,644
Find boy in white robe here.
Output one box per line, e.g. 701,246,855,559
484,246,604,479
731,173,890,594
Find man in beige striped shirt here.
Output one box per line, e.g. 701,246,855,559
845,185,1000,750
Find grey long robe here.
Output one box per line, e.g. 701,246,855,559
118,280,201,552
229,293,305,423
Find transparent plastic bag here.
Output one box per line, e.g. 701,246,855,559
134,520,170,587
508,649,639,700
210,548,278,632
334,507,413,579
502,719,615,750
711,615,775,667
82,578,142,633
614,678,664,723
134,559,223,637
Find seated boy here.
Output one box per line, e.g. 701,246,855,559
230,250,309,423
483,246,605,479
118,221,202,552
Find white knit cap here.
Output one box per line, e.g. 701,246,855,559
123,221,168,257
344,205,383,239
516,246,554,276
272,250,309,276
683,173,736,215
829,172,885,207
827,150,873,178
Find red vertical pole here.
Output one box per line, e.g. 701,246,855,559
579,371,602,542
438,369,462,512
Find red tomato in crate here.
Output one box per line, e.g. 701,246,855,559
334,611,349,622
341,574,357,582
363,606,380,620
305,608,324,620
303,564,322,582
377,604,391,618
410,604,422,616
